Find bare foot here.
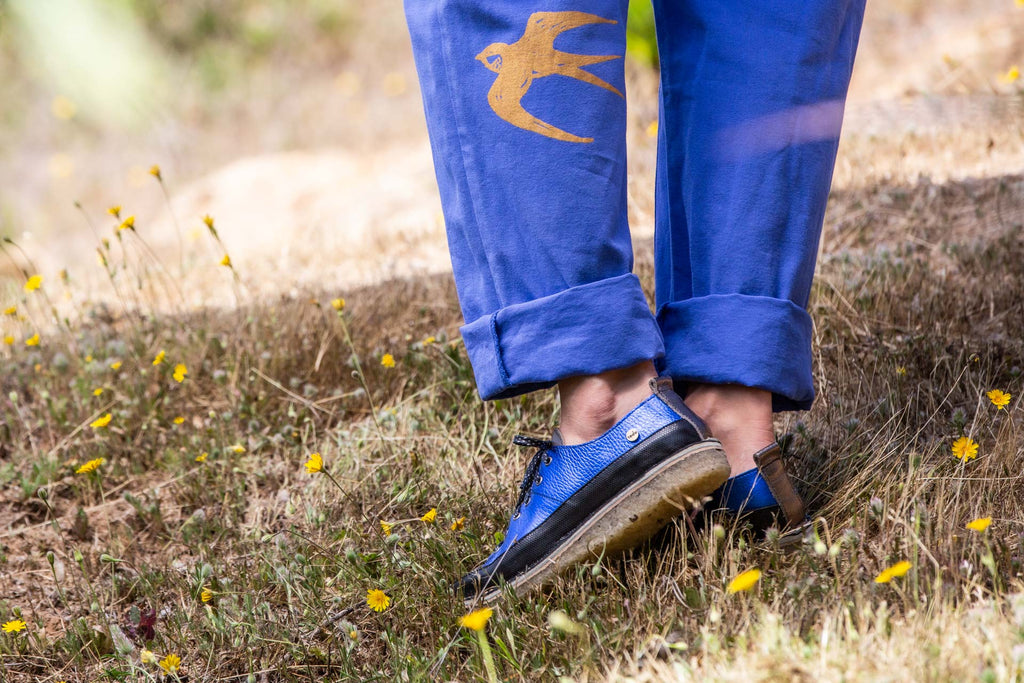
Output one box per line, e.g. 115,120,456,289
683,383,775,476
556,361,658,445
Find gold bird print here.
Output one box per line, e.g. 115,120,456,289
475,11,623,143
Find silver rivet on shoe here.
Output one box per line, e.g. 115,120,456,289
626,428,639,442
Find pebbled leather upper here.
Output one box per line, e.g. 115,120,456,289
710,467,780,513
479,383,687,569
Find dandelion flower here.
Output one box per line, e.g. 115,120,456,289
152,350,165,365
331,298,345,311
140,649,158,665
158,653,180,674
420,508,437,523
896,366,907,377
726,568,761,594
230,444,246,454
173,416,185,425
2,619,26,634
1000,65,1020,84
423,336,436,345
304,452,323,474
380,520,393,535
25,334,40,347
195,452,208,463
459,607,493,631
875,560,912,584
3,306,15,315
381,353,396,368
3,335,13,345
76,458,105,474
107,205,122,219
93,388,103,396
366,589,390,612
220,254,232,267
149,165,162,180
118,216,135,231
451,517,465,532
90,413,112,429
966,517,992,532
200,587,214,603
986,389,1011,410
24,275,42,292
951,436,979,461
173,363,188,382
110,361,122,370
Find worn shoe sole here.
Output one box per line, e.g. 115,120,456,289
469,439,729,605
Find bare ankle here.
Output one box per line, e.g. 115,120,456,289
683,383,775,476
557,361,658,445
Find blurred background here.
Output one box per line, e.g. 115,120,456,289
0,0,1021,305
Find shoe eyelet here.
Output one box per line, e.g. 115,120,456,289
512,510,521,520
534,474,543,486
544,454,552,466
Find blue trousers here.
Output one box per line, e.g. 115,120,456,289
405,0,865,411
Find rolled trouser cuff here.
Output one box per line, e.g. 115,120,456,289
657,294,814,412
461,274,665,400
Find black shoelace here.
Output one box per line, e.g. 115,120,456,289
512,435,553,518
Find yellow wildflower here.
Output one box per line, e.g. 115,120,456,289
173,416,185,425
158,653,180,674
380,520,393,535
90,413,112,429
646,119,658,138
381,353,396,368
304,452,324,473
118,216,136,232
966,517,992,532
230,444,246,454
107,205,122,219
3,335,13,346
140,649,158,665
423,336,436,345
110,361,122,370
896,366,907,377
152,350,165,365
2,619,26,633
173,363,188,382
149,165,162,180
1000,65,1020,84
459,607,493,631
24,275,42,292
951,436,979,461
195,452,208,463
76,458,105,474
25,334,40,347
875,560,912,584
331,298,345,311
84,354,93,363
3,306,15,315
451,516,465,532
366,589,390,612
726,568,762,594
986,389,1011,410
220,254,231,267
200,587,214,603
420,508,437,523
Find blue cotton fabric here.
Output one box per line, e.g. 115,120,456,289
404,0,865,410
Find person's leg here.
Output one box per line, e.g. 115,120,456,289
405,0,663,430
404,0,730,600
651,0,866,475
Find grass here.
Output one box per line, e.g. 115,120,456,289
0,172,1023,682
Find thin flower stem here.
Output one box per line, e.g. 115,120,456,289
335,313,395,459
476,630,499,683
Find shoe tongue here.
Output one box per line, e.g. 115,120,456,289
550,428,564,447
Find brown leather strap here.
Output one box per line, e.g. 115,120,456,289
753,442,805,528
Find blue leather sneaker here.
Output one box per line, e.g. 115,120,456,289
700,442,811,540
459,377,730,603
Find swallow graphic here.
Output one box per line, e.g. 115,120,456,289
475,11,623,143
